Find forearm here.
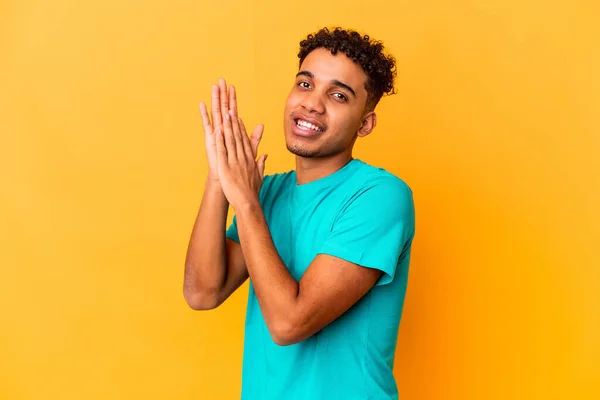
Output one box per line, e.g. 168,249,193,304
183,178,229,307
236,200,300,334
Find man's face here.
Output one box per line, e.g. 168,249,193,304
283,48,371,158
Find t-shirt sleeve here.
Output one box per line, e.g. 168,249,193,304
225,214,240,243
318,177,415,286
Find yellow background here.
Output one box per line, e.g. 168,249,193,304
1,0,598,399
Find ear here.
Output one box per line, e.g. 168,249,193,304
357,111,377,138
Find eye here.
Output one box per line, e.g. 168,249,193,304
333,92,348,102
298,81,311,89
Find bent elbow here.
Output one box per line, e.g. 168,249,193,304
183,289,220,311
269,319,303,346
272,334,298,347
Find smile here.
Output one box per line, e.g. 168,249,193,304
295,118,325,133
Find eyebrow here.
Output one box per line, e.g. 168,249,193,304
296,70,357,98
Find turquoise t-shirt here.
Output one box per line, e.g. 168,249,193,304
226,159,415,400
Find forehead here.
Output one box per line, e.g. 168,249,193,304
299,48,368,95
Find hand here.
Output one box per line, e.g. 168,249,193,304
199,78,249,183
215,91,267,211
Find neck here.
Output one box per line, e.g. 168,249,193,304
294,151,354,185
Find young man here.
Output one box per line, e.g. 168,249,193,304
184,27,415,400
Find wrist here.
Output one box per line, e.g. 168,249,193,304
204,176,221,190
235,196,261,216
204,177,227,201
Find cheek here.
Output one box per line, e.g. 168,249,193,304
330,109,361,132
284,91,300,112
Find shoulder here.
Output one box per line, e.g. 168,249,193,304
329,161,416,249
349,160,414,209
259,170,295,202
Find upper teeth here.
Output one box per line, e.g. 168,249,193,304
297,119,322,132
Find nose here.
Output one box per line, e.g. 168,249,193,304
301,89,325,114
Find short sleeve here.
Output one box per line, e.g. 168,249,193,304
318,177,415,286
225,214,240,243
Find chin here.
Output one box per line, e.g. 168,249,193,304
283,124,316,157
286,140,320,158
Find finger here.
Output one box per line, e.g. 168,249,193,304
229,84,238,118
238,118,255,161
199,102,212,134
236,117,254,161
218,78,229,121
211,85,222,129
239,118,262,159
228,110,246,161
257,154,268,178
250,123,265,159
227,87,245,155
238,117,249,140
215,127,228,165
223,112,238,163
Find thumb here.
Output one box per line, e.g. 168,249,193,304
257,154,268,178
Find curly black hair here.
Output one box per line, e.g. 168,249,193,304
298,27,397,111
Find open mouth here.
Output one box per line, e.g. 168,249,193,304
294,118,325,133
